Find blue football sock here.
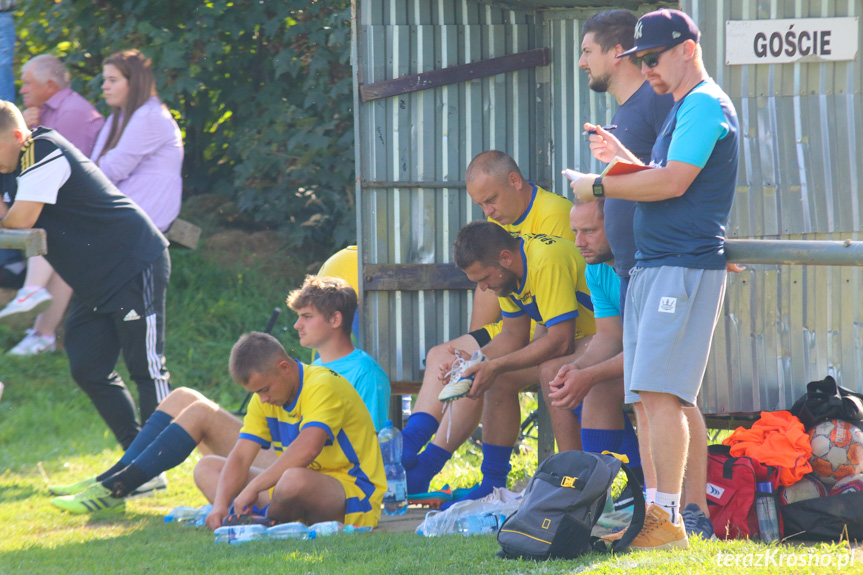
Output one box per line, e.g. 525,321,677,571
581,427,625,454
102,423,197,497
406,443,451,494
441,443,512,510
97,410,172,481
401,412,439,470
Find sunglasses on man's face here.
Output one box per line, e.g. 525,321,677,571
632,44,675,68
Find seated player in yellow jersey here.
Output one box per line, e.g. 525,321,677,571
49,286,387,523
198,332,386,529
408,222,596,508
402,151,579,502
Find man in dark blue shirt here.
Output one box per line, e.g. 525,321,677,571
552,9,715,541
569,9,739,550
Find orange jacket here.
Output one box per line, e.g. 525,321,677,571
723,411,812,486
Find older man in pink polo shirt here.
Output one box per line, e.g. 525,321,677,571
20,54,104,156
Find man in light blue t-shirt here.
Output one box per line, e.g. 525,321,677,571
568,9,738,550
546,198,641,483
288,275,390,431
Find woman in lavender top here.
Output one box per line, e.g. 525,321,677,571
91,49,183,232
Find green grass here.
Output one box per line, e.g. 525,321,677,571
1,235,861,574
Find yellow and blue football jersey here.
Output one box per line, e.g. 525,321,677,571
499,234,596,340
239,361,386,525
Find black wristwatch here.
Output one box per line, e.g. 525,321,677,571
592,175,605,197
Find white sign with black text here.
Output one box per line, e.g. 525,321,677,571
725,17,858,65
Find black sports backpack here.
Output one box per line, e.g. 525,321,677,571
789,375,863,431
497,450,644,561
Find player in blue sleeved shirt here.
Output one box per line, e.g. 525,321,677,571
288,275,391,431
547,198,642,479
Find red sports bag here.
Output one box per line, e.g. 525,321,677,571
706,444,780,539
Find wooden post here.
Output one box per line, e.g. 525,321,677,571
0,228,47,257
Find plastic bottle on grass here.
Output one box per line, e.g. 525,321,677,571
194,504,213,527
267,522,310,540
164,504,212,526
309,521,345,537
378,421,408,516
755,482,780,543
455,512,506,536
164,506,198,525
214,524,266,544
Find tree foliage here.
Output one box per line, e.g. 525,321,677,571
17,0,356,253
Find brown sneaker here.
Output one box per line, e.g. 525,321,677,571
628,504,689,551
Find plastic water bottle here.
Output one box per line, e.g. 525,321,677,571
345,525,372,534
164,506,199,525
378,421,408,515
266,522,310,540
194,504,213,527
214,524,267,544
164,504,212,526
755,482,780,543
309,521,345,537
455,512,506,536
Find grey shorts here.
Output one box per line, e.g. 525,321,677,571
623,266,726,405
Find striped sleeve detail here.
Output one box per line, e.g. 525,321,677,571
20,145,64,177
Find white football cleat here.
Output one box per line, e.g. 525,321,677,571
438,351,486,402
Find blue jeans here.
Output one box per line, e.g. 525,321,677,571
0,12,14,102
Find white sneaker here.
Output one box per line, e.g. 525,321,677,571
0,287,53,321
129,472,168,498
7,329,56,356
438,351,486,402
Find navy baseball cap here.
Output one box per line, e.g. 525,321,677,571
619,9,700,58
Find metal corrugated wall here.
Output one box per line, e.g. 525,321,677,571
354,0,863,412
353,1,540,381
684,0,863,412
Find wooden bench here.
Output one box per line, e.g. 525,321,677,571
0,228,48,257
365,262,556,462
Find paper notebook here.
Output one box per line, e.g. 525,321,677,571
600,156,653,177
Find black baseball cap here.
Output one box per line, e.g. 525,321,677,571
618,9,700,58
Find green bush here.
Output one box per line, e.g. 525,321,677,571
17,0,355,255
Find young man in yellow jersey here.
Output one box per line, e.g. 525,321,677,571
421,221,595,508
402,151,582,501
52,331,386,529
199,332,386,529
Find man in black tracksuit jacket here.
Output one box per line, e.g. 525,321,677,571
0,100,171,449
